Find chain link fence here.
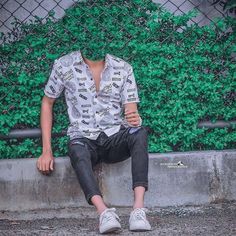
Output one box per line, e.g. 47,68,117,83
0,0,235,156
0,0,232,34
1,0,234,102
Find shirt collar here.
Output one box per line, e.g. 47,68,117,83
77,50,111,69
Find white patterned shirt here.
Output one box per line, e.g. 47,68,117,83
44,50,140,140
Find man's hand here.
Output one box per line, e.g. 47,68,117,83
124,109,142,127
37,150,54,175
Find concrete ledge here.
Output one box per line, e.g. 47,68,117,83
0,150,236,211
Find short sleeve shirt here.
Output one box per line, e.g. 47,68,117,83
44,50,140,140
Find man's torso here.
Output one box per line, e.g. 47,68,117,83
45,50,136,140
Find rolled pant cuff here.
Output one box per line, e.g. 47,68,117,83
86,192,103,205
132,182,148,191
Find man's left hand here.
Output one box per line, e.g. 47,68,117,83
124,109,142,127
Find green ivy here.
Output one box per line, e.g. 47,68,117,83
0,0,235,159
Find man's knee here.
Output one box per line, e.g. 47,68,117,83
68,143,90,167
127,126,148,146
128,126,148,137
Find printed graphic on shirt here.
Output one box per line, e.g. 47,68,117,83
77,88,87,93
71,105,81,119
65,81,77,93
79,94,88,100
75,67,83,73
112,77,122,81
102,70,110,81
55,67,63,80
89,84,96,93
49,85,56,94
67,96,78,105
64,69,74,81
44,50,140,140
60,55,74,67
112,82,119,89
82,108,89,114
44,60,65,98
100,115,111,126
114,71,121,75
98,97,110,105
77,76,87,81
81,104,91,107
102,84,112,94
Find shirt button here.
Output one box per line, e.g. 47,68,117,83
96,111,98,114
90,78,93,80
95,95,97,98
97,125,99,127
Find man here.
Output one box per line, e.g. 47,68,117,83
37,49,151,234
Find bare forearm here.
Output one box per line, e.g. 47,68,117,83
40,98,53,153
124,102,142,127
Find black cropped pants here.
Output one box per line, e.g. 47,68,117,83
67,125,149,205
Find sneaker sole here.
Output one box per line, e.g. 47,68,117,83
100,226,121,234
129,225,152,232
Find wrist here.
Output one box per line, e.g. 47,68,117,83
43,148,52,154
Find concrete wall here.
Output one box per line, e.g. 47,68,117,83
0,150,235,211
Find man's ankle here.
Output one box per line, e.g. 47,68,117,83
133,204,144,209
90,195,108,214
98,207,108,215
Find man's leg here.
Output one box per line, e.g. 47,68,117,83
91,195,107,214
133,186,145,209
101,125,149,209
68,138,122,233
68,138,106,211
101,125,151,231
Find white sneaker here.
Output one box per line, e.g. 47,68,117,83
129,208,152,231
99,208,121,234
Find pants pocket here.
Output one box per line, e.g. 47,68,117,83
70,139,86,146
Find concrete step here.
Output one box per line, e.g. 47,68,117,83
0,150,236,211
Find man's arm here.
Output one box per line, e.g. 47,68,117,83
37,58,65,174
124,102,142,127
41,95,55,153
121,64,142,127
37,95,56,175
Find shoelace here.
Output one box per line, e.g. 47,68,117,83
100,208,120,224
131,208,149,221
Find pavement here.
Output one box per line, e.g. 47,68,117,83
0,201,235,236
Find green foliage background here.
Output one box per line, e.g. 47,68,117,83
0,0,235,159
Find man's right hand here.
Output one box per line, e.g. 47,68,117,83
37,150,54,175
